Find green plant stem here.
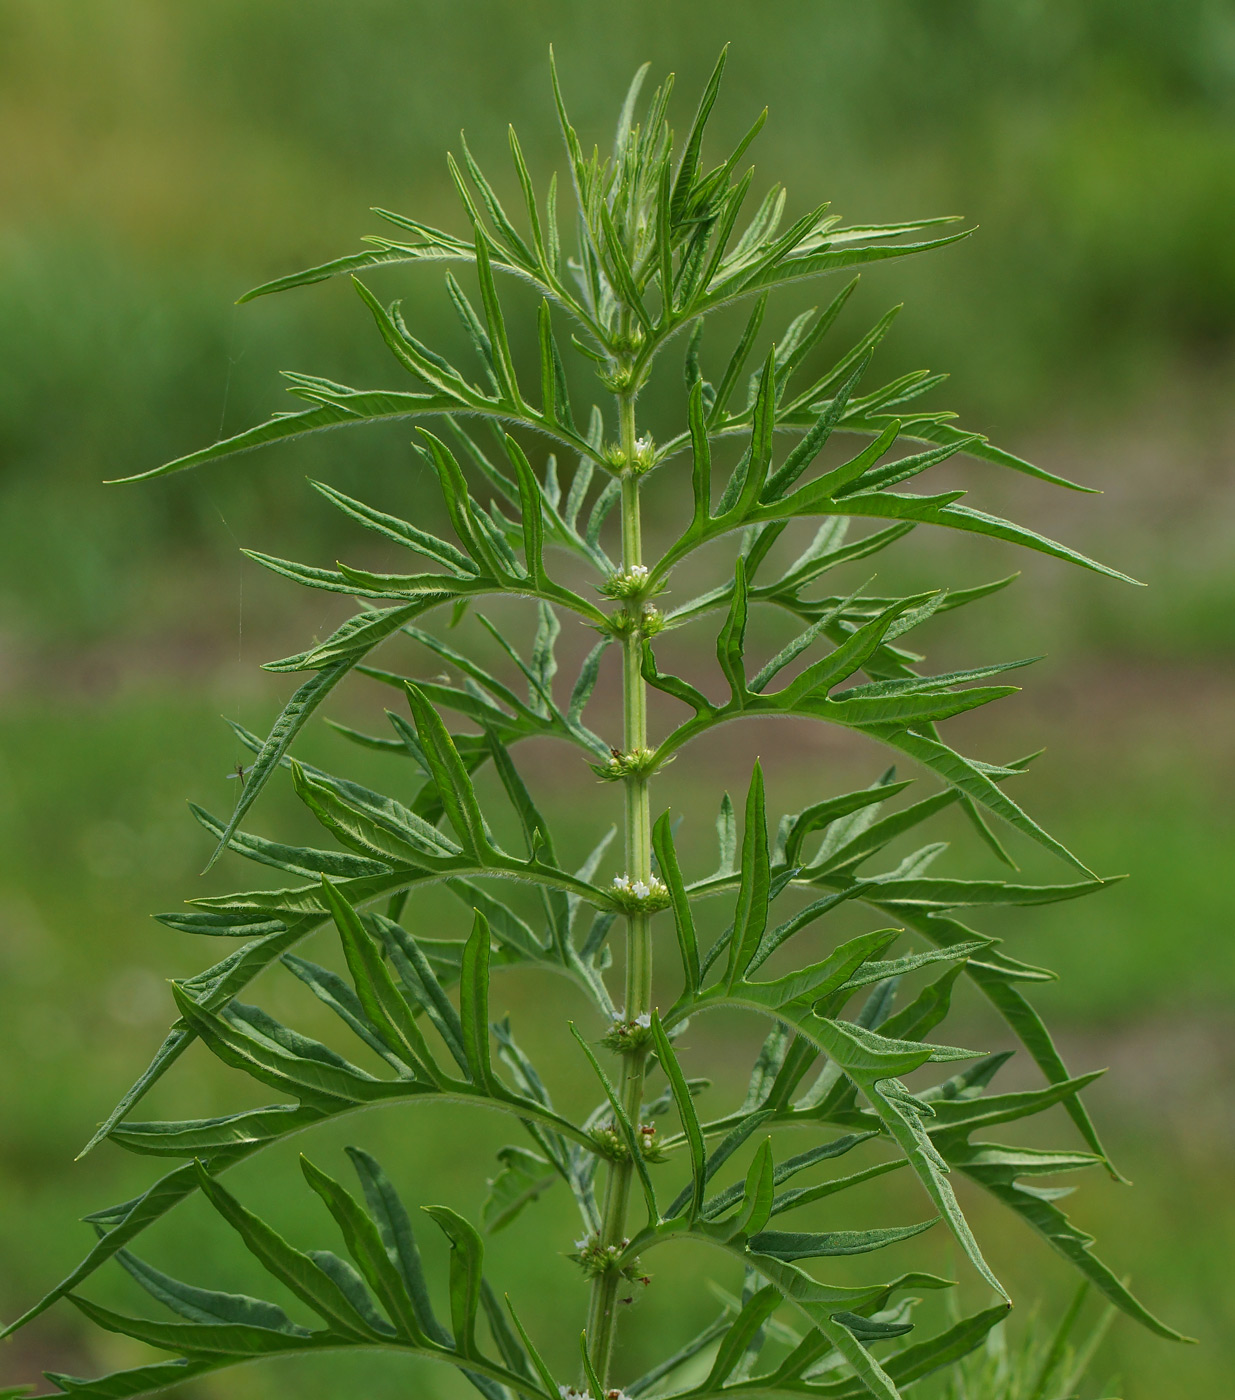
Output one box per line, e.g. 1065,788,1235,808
586,385,653,1385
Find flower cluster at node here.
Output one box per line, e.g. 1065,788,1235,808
610,324,645,355
599,434,656,474
590,1118,667,1163
609,872,670,912
599,563,654,600
593,745,659,782
598,362,638,394
604,603,665,639
602,439,629,470
561,1388,634,1400
570,1234,650,1292
629,435,657,473
602,1007,655,1053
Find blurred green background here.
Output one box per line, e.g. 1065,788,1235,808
1,2,1232,1396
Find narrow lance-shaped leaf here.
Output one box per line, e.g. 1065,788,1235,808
870,726,1097,876
699,1286,781,1389
762,351,873,501
111,1248,309,1335
508,125,547,260
717,556,750,704
504,435,545,584
726,762,771,986
720,349,777,520
459,134,538,269
201,658,355,874
61,1294,318,1361
599,202,653,333
191,804,385,882
170,986,376,1111
774,274,860,389
310,479,477,576
298,1155,428,1344
650,1013,706,1219
0,1162,222,1338
748,580,869,695
471,230,521,405
670,46,729,224
372,915,470,1075
944,1141,1190,1342
664,1120,776,1228
404,682,492,858
282,953,410,1070
782,779,914,869
652,812,700,994
778,593,936,707
687,377,712,527
537,300,573,430
708,293,767,426
758,485,1141,587
833,1049,1008,1302
193,1164,380,1339
320,876,443,1083
416,429,504,577
423,1206,486,1356
346,1147,450,1344
725,1138,776,1239
351,277,469,398
460,910,499,1092
289,760,429,866
75,910,324,1162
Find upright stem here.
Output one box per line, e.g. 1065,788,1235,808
586,385,653,1385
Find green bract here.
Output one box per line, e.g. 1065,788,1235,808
7,49,1185,1400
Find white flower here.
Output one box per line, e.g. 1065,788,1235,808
627,563,649,580
574,1235,591,1251
610,1008,625,1022
612,873,667,905
634,1012,651,1028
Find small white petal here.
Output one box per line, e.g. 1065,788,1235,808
635,1012,651,1028
632,880,650,899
